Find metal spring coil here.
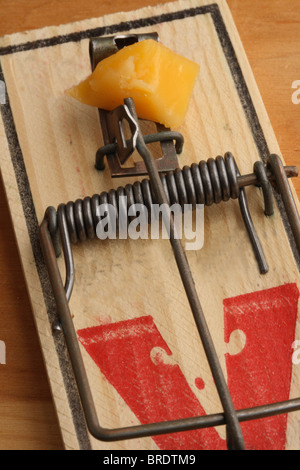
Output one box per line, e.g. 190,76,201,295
59,152,244,244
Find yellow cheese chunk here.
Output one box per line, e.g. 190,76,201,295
67,39,200,128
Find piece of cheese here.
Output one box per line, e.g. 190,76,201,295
67,39,200,128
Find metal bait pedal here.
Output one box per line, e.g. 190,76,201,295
90,33,182,177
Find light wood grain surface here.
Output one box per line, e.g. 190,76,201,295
0,0,299,450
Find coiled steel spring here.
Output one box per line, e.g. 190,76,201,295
56,152,266,245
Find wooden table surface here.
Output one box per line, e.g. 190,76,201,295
0,0,299,450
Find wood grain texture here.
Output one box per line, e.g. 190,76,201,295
0,0,299,450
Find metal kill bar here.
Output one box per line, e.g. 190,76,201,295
39,213,300,441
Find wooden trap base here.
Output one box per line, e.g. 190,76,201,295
0,0,300,450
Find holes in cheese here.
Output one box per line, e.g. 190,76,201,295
67,39,200,128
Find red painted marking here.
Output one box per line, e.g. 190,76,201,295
78,315,226,450
77,283,299,450
194,377,205,391
224,283,299,450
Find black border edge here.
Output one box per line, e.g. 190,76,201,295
0,5,214,56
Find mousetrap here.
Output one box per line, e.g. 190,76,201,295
1,0,300,451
